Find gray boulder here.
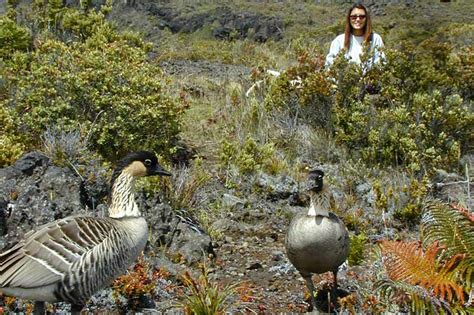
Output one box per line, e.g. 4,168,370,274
0,152,85,248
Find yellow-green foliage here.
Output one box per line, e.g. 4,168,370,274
348,233,367,266
264,40,473,175
219,136,281,175
0,106,25,166
0,16,30,58
179,262,237,314
61,0,113,41
1,2,183,163
332,47,472,173
265,50,333,127
393,178,428,225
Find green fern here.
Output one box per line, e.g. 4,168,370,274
376,279,472,314
421,201,474,287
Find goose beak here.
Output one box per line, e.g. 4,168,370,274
149,165,171,177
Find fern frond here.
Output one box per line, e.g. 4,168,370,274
378,240,467,304
375,279,451,314
421,201,474,287
422,201,474,259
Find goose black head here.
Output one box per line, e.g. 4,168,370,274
112,151,171,183
307,169,324,193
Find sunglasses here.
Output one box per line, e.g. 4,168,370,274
350,15,366,20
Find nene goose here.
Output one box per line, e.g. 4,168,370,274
0,151,171,314
285,169,349,310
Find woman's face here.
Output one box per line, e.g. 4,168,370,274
349,8,366,33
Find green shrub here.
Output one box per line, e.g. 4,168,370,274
265,50,333,128
338,90,470,173
264,41,473,175
348,233,367,266
393,177,428,226
219,136,282,175
0,106,25,166
1,2,183,163
0,16,31,58
2,38,182,161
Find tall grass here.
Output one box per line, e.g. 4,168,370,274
179,262,238,314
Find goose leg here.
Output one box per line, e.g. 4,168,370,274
303,274,318,311
71,304,84,315
33,301,45,315
333,268,338,289
331,268,340,305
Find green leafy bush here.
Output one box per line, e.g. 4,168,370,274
265,50,333,128
219,136,282,175
392,178,429,226
2,37,182,161
0,106,26,167
0,16,31,58
264,41,473,175
348,233,367,266
340,90,469,173
0,2,183,164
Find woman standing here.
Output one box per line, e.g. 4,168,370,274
325,3,384,68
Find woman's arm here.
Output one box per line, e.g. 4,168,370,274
372,33,385,64
325,36,343,67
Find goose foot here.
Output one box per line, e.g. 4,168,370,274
71,304,84,315
33,301,45,315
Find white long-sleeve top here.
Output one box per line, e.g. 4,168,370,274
325,32,385,68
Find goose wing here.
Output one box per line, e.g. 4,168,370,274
0,216,114,288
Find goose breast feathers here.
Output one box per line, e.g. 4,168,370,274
286,213,349,274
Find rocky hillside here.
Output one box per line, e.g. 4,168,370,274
1,151,470,313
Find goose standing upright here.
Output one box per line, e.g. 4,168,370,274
0,151,171,314
285,169,349,310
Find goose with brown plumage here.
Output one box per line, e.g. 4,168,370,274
0,151,171,314
285,169,349,310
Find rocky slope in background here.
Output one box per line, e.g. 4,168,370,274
68,0,417,44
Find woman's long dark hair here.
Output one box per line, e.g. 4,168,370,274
344,3,372,50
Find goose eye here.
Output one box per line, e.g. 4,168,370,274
144,159,152,166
